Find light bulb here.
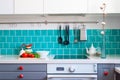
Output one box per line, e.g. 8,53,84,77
101,22,106,25
101,31,105,35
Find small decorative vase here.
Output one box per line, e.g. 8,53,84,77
101,34,106,59
101,46,106,59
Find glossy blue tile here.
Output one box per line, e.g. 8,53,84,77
3,30,9,36
0,37,6,42
28,30,35,36
21,30,28,36
10,30,16,36
3,43,9,48
18,37,25,42
35,30,40,36
1,49,6,55
13,37,19,42
48,30,54,35
32,37,38,42
64,49,69,54
87,30,92,35
0,30,2,35
16,30,22,36
37,37,44,42
7,37,13,42
112,29,118,35
50,49,57,54
48,43,53,48
41,30,47,35
44,36,51,42
24,37,31,42
0,43,2,48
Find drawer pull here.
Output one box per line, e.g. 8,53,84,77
19,66,24,70
104,71,109,76
19,74,24,78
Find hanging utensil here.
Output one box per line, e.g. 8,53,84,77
66,25,70,44
58,25,63,44
63,25,69,45
74,27,78,43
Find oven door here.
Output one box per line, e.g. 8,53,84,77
47,75,97,80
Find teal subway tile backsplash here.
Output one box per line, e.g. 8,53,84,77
0,29,120,59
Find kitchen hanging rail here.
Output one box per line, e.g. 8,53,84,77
0,21,99,24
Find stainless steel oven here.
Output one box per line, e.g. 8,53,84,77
47,63,97,80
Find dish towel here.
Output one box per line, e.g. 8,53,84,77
80,26,87,40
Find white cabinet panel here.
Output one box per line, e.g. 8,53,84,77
88,0,120,13
44,0,87,14
88,0,105,13
0,0,13,14
15,0,43,14
105,0,120,13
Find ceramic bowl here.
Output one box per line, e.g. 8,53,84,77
36,51,49,59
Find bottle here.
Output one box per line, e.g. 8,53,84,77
19,48,25,56
25,44,33,52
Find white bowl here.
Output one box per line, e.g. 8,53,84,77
47,54,55,59
36,51,49,59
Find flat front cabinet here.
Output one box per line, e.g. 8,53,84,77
105,0,120,13
87,0,105,13
0,63,47,80
97,64,114,80
0,0,13,14
44,0,87,14
88,0,120,13
15,0,43,14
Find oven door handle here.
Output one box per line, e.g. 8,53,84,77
47,75,97,79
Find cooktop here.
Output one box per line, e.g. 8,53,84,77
54,55,88,59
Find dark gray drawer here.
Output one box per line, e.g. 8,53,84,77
0,72,46,80
0,64,46,72
115,64,120,67
98,64,114,69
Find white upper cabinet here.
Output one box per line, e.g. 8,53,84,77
44,0,88,14
87,0,105,13
15,0,43,14
88,0,120,13
105,0,120,13
0,0,13,14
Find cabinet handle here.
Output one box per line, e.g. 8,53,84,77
93,64,97,72
104,71,109,76
19,66,24,70
19,74,24,78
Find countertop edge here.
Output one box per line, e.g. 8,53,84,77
0,59,119,63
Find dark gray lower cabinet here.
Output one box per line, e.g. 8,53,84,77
0,63,47,80
115,64,120,80
97,64,114,80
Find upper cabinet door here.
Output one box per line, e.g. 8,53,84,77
44,0,87,14
0,0,13,14
105,0,120,13
88,0,120,13
87,0,105,13
15,0,43,14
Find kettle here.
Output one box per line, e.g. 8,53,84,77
86,44,97,56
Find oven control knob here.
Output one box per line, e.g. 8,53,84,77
69,67,75,72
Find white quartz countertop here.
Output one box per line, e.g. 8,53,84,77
0,55,120,63
115,67,120,74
